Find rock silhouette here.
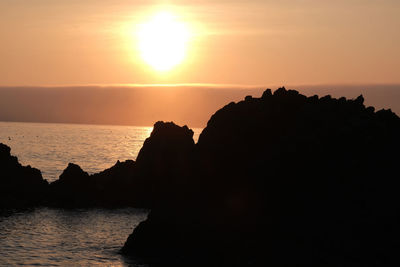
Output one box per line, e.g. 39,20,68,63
122,88,400,265
133,121,195,208
48,121,195,208
1,119,197,209
1,87,400,265
0,143,48,208
49,160,139,207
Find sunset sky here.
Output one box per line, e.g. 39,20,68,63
0,1,399,127
1,0,399,86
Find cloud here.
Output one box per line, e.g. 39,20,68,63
0,84,398,128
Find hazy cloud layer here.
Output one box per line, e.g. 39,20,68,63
0,85,398,128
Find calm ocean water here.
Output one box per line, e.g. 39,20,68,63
0,208,148,266
0,121,202,266
0,121,201,182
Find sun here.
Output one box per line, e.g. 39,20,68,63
137,12,189,72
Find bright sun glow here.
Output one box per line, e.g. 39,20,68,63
137,12,189,72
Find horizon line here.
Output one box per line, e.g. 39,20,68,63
0,119,204,130
0,82,400,89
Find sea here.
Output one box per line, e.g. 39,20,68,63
0,121,202,266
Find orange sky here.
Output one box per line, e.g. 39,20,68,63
1,0,399,86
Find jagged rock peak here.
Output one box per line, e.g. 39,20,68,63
151,121,194,139
273,86,287,96
355,95,364,105
59,163,89,181
261,88,272,98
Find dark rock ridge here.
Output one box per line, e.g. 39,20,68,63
48,121,195,208
0,143,48,208
0,121,196,209
49,160,138,207
0,143,142,208
122,88,400,265
1,87,400,264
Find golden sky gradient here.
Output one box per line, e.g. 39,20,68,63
1,0,399,86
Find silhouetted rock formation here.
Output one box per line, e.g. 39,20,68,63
1,87,400,264
0,121,195,210
48,121,195,208
0,143,48,208
133,121,195,208
1,120,195,209
122,88,400,265
49,160,139,207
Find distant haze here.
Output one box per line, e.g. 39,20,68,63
0,85,399,128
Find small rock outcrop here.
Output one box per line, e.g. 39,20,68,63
49,160,138,207
0,143,48,208
122,88,400,265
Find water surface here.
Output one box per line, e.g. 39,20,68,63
0,121,202,265
0,208,148,266
0,121,201,182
